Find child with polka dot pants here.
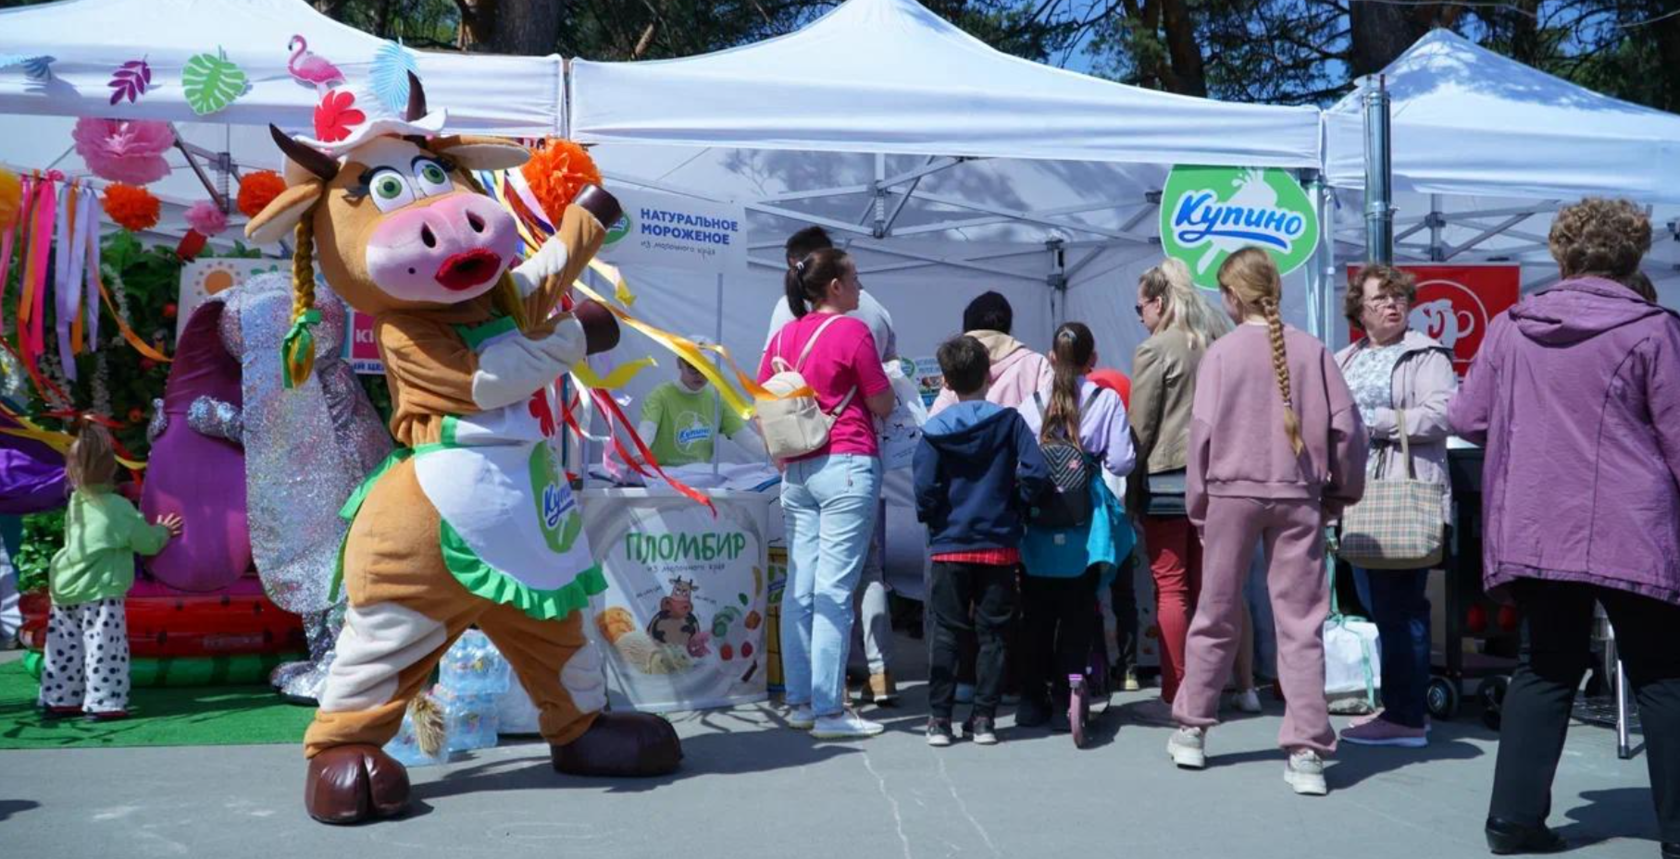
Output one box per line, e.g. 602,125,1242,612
40,425,180,720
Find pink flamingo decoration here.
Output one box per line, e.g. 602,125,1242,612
287,35,345,94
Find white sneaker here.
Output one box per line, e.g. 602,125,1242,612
812,710,886,740
1167,726,1206,769
1231,689,1263,714
786,705,815,730
1285,750,1329,796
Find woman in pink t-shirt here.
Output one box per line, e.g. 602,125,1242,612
758,248,895,739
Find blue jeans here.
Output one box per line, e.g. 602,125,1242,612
1354,567,1432,728
780,454,883,716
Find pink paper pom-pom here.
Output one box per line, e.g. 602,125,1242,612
184,200,228,236
72,117,175,185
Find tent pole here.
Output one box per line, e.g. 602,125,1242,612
1363,75,1394,264
1322,180,1337,346
1429,194,1444,262
713,271,723,478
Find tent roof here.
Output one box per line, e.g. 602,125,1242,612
0,0,564,240
569,0,1322,168
0,0,562,136
1325,29,1680,203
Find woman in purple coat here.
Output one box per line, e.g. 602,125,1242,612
1450,198,1680,857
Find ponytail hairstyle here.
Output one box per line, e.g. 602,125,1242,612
66,419,118,491
784,248,851,319
1140,257,1232,351
1041,321,1095,444
1217,248,1303,456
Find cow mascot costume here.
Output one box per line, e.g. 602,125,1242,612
245,78,682,825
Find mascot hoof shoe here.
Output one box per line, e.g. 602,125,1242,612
305,744,411,825
551,711,682,777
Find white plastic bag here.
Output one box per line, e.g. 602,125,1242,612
1324,616,1382,703
878,361,929,471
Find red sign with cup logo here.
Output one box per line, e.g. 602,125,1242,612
1349,265,1520,378
344,309,386,375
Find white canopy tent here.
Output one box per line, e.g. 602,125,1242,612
1323,29,1680,328
0,0,564,239
570,0,1327,399
568,0,1327,593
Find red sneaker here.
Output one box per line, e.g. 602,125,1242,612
85,710,130,722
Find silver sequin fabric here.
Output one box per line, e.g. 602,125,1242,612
219,272,393,616
187,396,242,443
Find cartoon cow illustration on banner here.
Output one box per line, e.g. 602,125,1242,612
245,76,681,825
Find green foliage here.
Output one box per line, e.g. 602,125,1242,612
3,231,260,458
14,510,63,594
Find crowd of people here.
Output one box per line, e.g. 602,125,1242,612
17,193,1677,852
756,198,1680,854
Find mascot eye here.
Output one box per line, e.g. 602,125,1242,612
368,170,415,213
413,159,452,196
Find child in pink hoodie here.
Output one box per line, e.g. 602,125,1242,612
1165,248,1367,797
929,292,1053,415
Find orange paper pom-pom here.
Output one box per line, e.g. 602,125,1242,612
102,183,160,232
521,139,602,221
237,170,288,219
0,168,20,232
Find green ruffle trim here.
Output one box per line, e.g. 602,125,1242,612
439,520,607,621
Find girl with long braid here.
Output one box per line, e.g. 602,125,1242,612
1164,248,1368,796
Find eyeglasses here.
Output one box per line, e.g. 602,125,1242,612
1363,295,1408,310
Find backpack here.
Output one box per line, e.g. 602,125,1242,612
1028,388,1098,529
757,316,857,460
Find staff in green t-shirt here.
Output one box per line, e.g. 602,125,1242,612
636,344,765,468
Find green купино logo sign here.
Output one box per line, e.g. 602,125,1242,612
603,213,632,246
1159,166,1320,291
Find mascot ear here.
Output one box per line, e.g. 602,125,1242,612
245,181,325,245
430,135,531,172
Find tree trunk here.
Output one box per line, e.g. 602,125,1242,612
1159,0,1206,97
1505,0,1542,66
1650,2,1680,112
459,0,563,55
1349,1,1461,77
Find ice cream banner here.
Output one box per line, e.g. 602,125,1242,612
1160,165,1320,291
595,187,748,277
580,488,772,712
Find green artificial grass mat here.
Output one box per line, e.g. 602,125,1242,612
0,660,315,749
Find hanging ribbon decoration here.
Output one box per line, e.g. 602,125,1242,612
53,180,84,379
94,270,171,364
17,173,56,385
0,401,147,472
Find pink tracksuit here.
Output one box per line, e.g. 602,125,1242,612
1173,323,1367,755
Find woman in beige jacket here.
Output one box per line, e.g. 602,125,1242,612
1129,259,1257,720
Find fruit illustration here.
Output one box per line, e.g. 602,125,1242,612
741,641,753,658
744,610,761,630
720,643,734,661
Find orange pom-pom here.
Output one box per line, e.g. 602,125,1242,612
520,139,602,221
0,168,20,232
237,170,288,219
102,183,160,233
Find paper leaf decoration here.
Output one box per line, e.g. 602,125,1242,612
369,40,419,115
0,55,55,82
108,59,153,105
182,48,248,116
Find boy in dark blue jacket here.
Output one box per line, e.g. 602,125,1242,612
914,335,1050,746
